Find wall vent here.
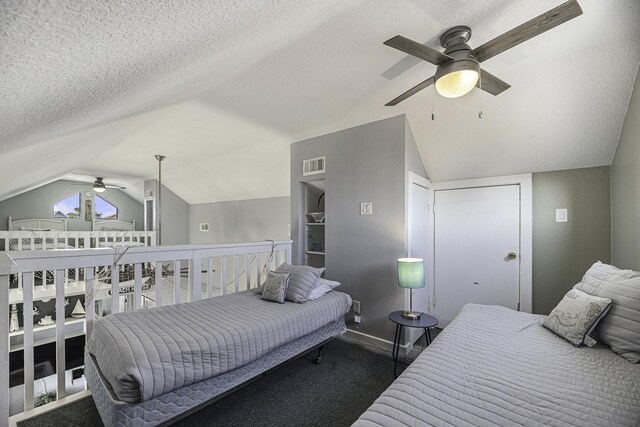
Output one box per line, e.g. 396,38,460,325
303,156,326,176
199,223,209,232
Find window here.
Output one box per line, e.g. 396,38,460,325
53,194,81,218
95,195,118,219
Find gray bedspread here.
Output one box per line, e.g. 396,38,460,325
86,290,352,403
354,304,640,427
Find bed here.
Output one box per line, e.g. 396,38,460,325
92,219,136,232
6,217,73,250
85,289,353,426
8,217,68,231
354,303,640,427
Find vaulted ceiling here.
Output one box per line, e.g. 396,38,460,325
1,0,638,204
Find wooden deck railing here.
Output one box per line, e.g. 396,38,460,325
0,240,292,426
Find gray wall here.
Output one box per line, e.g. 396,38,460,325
190,196,290,244
611,66,640,270
532,166,611,315
405,119,428,181
0,180,143,231
291,115,422,342
145,179,189,245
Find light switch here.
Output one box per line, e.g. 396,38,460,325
555,209,568,223
360,202,372,215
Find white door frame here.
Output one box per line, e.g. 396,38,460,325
405,172,432,352
429,174,533,314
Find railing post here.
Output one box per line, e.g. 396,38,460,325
1,253,17,427
191,256,202,302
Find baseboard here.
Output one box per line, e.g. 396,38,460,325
341,328,421,357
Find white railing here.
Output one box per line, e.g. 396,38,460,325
0,230,157,252
0,240,292,426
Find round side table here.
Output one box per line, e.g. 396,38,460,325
389,311,438,377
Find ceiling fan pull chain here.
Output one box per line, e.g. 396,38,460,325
431,86,436,121
478,71,483,119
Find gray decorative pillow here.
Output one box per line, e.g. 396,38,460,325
275,263,325,303
573,261,640,362
543,289,612,347
260,272,290,304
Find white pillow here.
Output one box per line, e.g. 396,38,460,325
307,278,341,301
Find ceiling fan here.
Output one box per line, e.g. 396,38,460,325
72,177,126,193
384,0,583,105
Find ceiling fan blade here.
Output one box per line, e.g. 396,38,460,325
470,0,583,63
384,35,453,66
385,76,435,106
478,69,511,96
105,184,126,190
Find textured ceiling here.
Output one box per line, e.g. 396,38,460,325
1,0,638,203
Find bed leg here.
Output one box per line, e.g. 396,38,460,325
314,345,324,364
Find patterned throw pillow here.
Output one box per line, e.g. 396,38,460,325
543,289,612,347
260,272,290,304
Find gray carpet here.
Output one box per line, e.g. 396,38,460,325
18,336,423,427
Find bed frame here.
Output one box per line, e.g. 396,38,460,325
7,217,68,231
92,219,136,231
85,318,345,427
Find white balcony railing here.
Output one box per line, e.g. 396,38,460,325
0,240,292,426
0,230,157,252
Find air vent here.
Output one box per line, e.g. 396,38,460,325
303,156,326,176
199,223,209,232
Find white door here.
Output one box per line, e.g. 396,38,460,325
434,185,520,325
407,180,430,345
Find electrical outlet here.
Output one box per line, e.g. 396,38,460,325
354,315,362,323
352,300,361,314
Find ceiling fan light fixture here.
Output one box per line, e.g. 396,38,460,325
434,59,480,98
93,177,106,193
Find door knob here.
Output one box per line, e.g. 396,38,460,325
507,252,517,260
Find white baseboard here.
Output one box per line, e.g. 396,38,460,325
341,328,422,357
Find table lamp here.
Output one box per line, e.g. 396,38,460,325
397,258,425,320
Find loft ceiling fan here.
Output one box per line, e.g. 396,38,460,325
384,0,583,105
72,177,126,193
91,177,126,193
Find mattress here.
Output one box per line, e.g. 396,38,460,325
354,304,640,427
86,290,352,402
86,317,346,427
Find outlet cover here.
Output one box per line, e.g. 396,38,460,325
199,223,210,232
352,300,361,314
360,202,372,215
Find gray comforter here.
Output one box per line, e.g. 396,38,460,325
86,290,352,403
354,304,640,427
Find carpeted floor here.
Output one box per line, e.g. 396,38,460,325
18,336,426,427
